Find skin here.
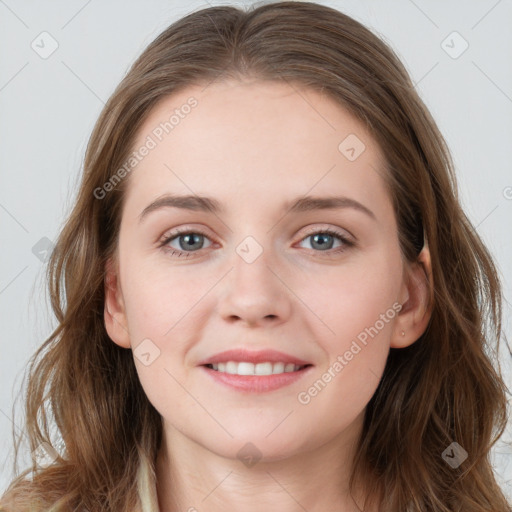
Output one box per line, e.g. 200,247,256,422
104,78,432,512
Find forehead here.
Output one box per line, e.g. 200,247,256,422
122,78,389,218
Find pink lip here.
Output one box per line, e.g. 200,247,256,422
200,365,314,393
197,348,311,366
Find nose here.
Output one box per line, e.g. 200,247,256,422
216,243,293,328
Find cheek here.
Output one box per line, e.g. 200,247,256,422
120,254,206,341
294,281,396,437
118,261,200,419
298,250,402,398
303,251,402,342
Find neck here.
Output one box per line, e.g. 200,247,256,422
155,416,378,512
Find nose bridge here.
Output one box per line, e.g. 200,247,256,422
217,232,292,325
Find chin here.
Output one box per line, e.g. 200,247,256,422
199,421,320,464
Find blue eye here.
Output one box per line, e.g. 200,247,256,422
158,227,354,258
297,228,352,253
160,229,212,257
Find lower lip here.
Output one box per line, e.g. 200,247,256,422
200,365,313,392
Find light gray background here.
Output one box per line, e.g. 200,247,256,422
1,0,511,501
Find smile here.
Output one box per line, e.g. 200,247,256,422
205,361,310,375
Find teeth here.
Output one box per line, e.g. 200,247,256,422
209,361,304,375
273,362,285,374
226,361,238,374
238,362,255,375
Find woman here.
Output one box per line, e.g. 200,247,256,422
1,2,510,511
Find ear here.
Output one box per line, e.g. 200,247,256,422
104,256,131,349
391,246,433,348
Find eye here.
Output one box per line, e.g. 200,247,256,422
158,226,354,258
297,227,354,255
158,227,213,257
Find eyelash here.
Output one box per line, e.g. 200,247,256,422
158,226,355,259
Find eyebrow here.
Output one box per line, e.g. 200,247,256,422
138,193,376,223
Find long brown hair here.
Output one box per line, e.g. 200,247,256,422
1,2,510,511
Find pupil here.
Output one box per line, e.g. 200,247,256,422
312,234,332,250
181,233,202,250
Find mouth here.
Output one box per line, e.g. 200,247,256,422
204,361,312,375
200,361,314,393
198,348,314,392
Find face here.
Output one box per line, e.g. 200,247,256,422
105,78,418,462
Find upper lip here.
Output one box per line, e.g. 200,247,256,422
197,348,312,366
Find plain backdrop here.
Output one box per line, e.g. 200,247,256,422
1,0,511,501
